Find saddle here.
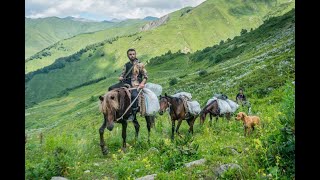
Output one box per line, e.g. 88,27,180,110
180,96,190,114
172,93,191,114
120,86,147,115
115,86,159,117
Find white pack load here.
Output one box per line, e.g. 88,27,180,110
213,93,228,100
187,101,201,115
172,92,192,100
142,88,160,115
145,83,162,97
216,99,232,114
226,99,239,113
206,97,232,115
206,97,217,106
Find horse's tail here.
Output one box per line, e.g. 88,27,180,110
199,109,204,115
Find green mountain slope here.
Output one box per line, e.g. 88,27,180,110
25,9,295,179
25,17,151,59
25,0,294,107
25,0,294,72
25,19,149,73
26,17,113,58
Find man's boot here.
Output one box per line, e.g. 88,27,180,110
128,107,139,121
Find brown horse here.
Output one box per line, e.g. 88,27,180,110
159,93,198,140
98,87,155,155
199,100,231,125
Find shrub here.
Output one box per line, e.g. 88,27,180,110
198,70,208,76
258,82,295,178
26,146,70,179
179,74,187,78
160,134,199,171
90,95,95,102
214,53,223,63
169,78,178,86
241,29,248,35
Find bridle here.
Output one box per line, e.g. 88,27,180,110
160,96,179,119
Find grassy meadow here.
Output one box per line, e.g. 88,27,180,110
25,9,295,179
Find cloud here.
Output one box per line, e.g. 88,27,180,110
26,0,206,20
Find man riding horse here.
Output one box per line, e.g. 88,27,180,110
108,48,148,121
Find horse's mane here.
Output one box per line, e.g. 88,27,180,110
99,90,120,114
163,95,180,104
200,99,217,114
172,96,181,104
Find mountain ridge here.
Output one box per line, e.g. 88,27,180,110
25,16,153,59
25,0,295,108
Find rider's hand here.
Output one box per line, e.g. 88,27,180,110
119,77,124,81
138,83,145,89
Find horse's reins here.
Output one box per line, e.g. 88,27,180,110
115,88,143,122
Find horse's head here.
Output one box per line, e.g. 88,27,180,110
99,89,127,131
159,93,169,115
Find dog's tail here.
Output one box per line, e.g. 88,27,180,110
258,117,264,129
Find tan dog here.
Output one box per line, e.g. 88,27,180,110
235,112,260,136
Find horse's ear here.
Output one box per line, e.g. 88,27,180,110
99,96,104,101
165,93,167,97
159,95,162,98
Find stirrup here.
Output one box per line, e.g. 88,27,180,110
127,107,138,122
127,114,134,121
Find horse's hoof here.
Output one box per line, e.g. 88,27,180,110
122,147,127,153
102,149,109,155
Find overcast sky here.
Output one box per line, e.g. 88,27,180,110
26,0,206,21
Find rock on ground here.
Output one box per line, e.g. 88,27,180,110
213,163,241,177
135,174,157,180
184,158,206,168
51,177,69,180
